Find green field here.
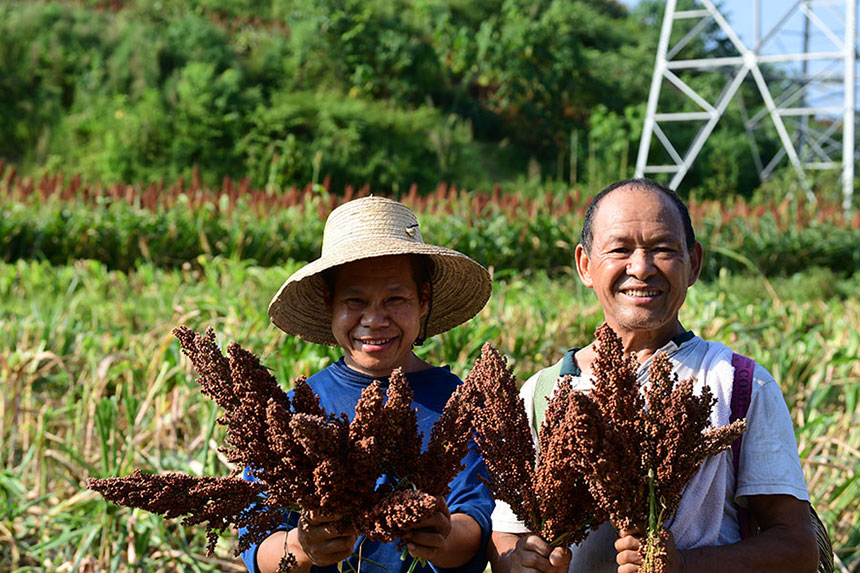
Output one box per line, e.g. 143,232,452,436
2,255,859,571
3,0,860,569
2,182,860,572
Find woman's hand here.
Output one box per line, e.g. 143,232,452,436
403,495,453,562
297,511,358,567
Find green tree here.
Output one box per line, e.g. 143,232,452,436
433,0,646,157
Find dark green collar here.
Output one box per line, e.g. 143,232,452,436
561,330,695,377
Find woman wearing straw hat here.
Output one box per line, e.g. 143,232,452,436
242,196,495,573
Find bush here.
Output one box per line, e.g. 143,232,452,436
3,184,858,279
238,92,482,192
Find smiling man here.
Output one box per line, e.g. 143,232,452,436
488,178,819,573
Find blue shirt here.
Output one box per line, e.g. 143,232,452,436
241,358,493,573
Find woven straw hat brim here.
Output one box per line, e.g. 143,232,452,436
268,240,491,346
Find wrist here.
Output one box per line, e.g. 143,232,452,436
257,530,312,573
286,528,315,571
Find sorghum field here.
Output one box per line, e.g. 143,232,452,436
2,167,859,572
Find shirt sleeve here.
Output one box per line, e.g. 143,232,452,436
438,441,495,573
491,499,532,534
239,465,291,573
734,365,810,503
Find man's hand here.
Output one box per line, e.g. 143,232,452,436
615,527,684,573
614,495,818,573
489,531,571,573
615,528,643,573
297,511,358,567
403,495,452,562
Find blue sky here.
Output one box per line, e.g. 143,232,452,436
618,0,855,113
619,0,853,55
618,0,750,44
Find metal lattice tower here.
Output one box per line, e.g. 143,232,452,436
635,0,856,212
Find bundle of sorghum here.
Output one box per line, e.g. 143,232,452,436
565,324,748,572
86,471,267,555
462,343,602,546
88,326,474,572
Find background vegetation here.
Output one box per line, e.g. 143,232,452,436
3,181,859,572
0,0,811,200
2,0,859,572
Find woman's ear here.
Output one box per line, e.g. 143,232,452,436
419,281,431,317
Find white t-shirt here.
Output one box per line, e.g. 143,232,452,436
490,334,810,572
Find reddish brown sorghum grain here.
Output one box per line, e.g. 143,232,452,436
465,344,541,530
360,489,440,543
641,528,671,573
575,324,650,532
535,377,604,544
565,324,746,572
413,380,474,496
86,470,270,555
642,352,746,520
89,326,478,570
463,343,599,545
376,369,422,487
277,553,298,573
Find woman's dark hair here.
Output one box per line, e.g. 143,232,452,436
580,178,696,254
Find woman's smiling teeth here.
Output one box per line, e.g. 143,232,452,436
359,338,394,346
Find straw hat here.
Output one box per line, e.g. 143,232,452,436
268,196,492,345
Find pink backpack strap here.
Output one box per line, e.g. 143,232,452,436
730,352,756,539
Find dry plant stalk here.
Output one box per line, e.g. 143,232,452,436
566,324,747,572
87,326,474,572
462,343,602,546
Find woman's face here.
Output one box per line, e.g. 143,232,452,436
327,255,429,378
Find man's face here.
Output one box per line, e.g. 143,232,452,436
575,187,702,342
327,255,429,378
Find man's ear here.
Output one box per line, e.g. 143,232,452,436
575,244,594,288
688,241,704,286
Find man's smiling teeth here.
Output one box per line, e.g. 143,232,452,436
622,289,660,297
361,338,393,345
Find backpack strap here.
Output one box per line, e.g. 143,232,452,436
730,352,756,539
532,348,578,433
730,353,834,571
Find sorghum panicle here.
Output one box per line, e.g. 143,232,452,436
359,489,439,544
90,326,481,568
534,378,603,543
413,381,473,496
566,324,748,572
87,470,266,555
380,369,422,482
464,343,542,531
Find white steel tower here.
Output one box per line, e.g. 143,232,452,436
635,0,857,212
